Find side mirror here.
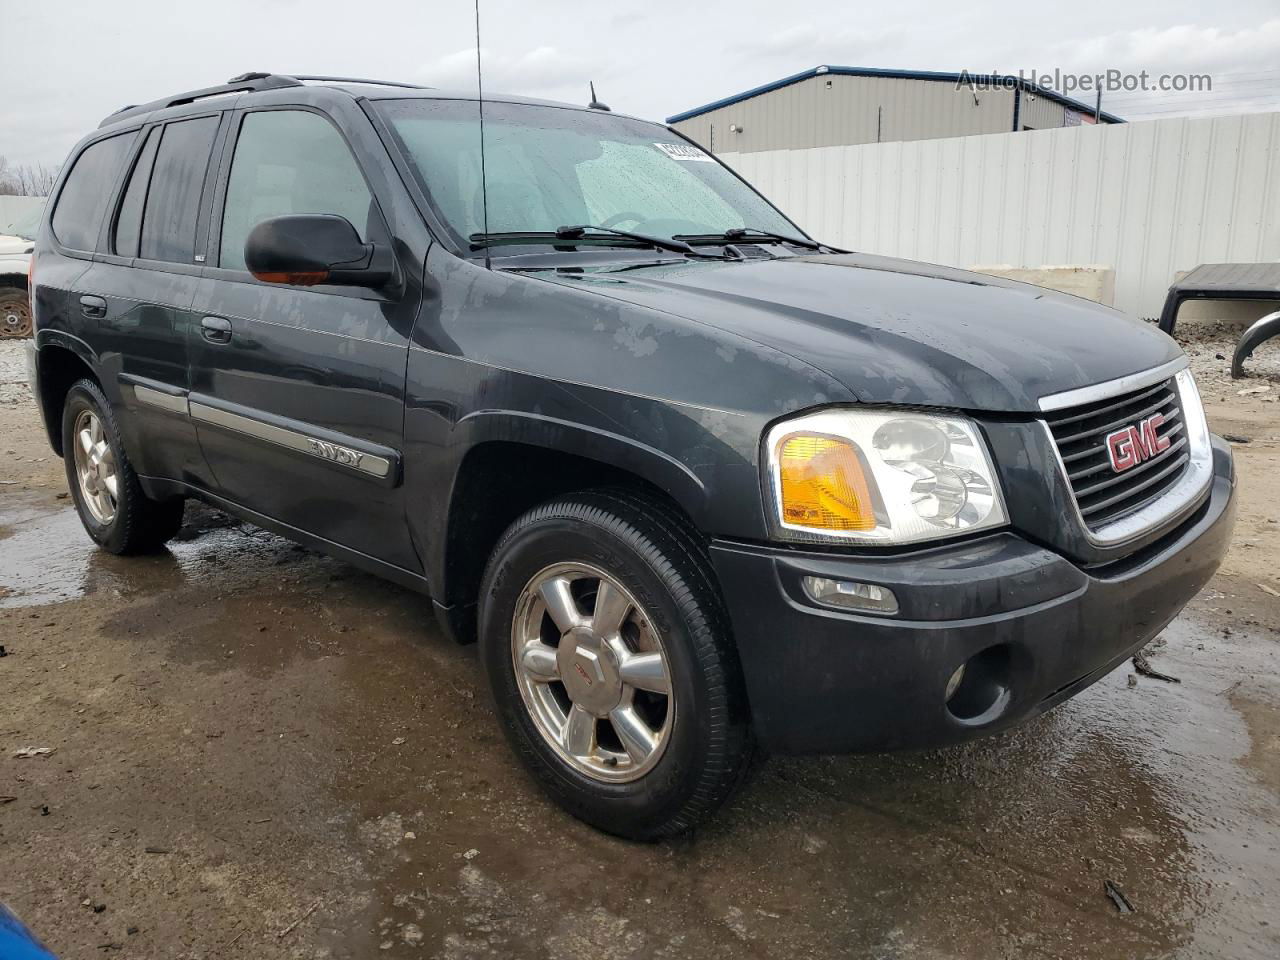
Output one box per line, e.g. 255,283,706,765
243,214,395,289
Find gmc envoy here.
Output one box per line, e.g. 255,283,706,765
25,73,1236,838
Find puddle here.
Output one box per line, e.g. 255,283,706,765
0,494,307,610
0,499,130,607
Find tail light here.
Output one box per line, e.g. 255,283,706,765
27,251,35,319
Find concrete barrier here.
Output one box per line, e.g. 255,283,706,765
968,265,1116,306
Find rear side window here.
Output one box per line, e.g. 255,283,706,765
113,127,160,257
51,133,135,252
139,116,219,263
219,110,374,272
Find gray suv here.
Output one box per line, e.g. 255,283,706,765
27,73,1236,838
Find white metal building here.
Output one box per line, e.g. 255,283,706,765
668,66,1123,154
717,111,1280,320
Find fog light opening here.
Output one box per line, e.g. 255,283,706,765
802,576,899,615
946,644,1013,724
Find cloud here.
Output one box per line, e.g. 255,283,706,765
1064,19,1280,72
727,23,907,67
1048,19,1280,118
420,46,608,103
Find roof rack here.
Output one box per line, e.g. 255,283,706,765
99,72,428,127
289,75,427,90
99,72,302,127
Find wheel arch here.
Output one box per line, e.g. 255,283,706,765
432,412,713,644
33,332,102,456
1231,309,1280,379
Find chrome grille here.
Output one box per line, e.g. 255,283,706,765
1045,378,1190,531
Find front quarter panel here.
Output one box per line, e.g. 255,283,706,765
404,249,854,597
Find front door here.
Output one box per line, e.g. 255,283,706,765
188,107,420,571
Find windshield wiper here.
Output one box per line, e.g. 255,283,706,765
470,226,696,256
675,228,824,251
557,224,699,255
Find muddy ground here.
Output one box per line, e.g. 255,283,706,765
1,328,1278,960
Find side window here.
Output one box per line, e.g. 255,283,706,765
113,127,160,257
139,116,219,263
51,133,136,252
219,110,374,272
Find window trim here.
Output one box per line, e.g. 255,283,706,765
136,112,225,269
109,124,160,258
204,104,393,299
48,128,141,259
96,109,229,277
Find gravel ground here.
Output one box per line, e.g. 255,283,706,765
0,336,31,405
1,326,1278,960
1180,321,1280,407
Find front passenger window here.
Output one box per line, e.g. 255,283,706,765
219,110,375,272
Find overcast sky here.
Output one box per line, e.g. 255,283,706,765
3,0,1278,170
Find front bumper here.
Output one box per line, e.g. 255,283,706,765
711,437,1237,754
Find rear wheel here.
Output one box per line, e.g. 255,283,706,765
0,288,32,339
479,490,753,839
62,379,184,554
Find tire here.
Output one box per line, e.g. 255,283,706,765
0,287,33,339
61,378,184,554
478,489,753,840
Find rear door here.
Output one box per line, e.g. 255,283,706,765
188,105,419,570
80,113,226,486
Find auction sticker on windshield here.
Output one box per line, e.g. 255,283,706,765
654,142,714,162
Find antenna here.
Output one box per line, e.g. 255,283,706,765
474,0,491,267
588,82,611,112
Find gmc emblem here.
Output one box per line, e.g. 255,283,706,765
1106,413,1171,473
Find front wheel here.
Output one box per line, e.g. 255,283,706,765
479,490,753,840
62,378,184,554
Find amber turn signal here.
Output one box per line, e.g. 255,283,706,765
776,434,877,532
251,269,330,286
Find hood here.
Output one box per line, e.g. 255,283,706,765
524,252,1181,413
0,234,34,256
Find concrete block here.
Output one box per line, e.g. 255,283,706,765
969,264,1116,306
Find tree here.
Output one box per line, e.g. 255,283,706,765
0,156,59,197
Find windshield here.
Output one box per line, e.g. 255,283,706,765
0,202,45,241
374,99,800,249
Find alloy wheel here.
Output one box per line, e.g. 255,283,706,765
73,409,118,525
511,562,674,783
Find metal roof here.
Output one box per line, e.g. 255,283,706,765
666,65,1125,126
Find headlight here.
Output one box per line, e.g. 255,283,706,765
764,408,1008,544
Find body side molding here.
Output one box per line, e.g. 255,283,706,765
186,392,401,485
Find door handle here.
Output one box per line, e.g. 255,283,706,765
200,316,233,344
79,295,107,320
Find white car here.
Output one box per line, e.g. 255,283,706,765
0,202,44,339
